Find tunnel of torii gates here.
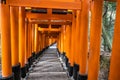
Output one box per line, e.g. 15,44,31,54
0,0,120,80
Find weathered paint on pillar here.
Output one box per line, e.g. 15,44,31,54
88,0,103,80
19,7,25,67
10,7,19,66
79,0,89,74
109,0,120,79
0,3,12,78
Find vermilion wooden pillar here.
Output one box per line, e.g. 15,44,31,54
41,33,43,49
40,33,42,50
73,12,77,66
68,25,72,62
25,19,29,72
57,33,61,54
27,22,33,67
109,0,120,79
64,25,71,70
45,35,48,47
10,6,21,80
78,0,89,79
49,37,51,45
77,11,82,79
47,36,49,47
0,2,13,80
75,11,81,64
31,24,35,54
28,23,31,60
73,10,81,80
37,27,40,53
18,7,26,78
68,12,76,77
37,32,40,52
39,33,42,51
88,0,103,80
58,33,61,52
62,25,66,53
60,28,64,53
43,34,46,48
65,25,70,61
40,33,43,49
42,33,45,49
30,24,32,57
34,24,38,53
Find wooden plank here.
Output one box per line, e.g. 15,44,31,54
38,27,60,32
29,21,71,25
8,0,81,10
26,12,73,20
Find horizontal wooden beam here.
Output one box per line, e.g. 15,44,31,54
26,12,73,20
38,27,60,32
8,0,81,10
29,21,71,25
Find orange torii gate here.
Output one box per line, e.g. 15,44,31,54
0,0,120,80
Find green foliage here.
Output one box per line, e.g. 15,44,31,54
102,1,116,51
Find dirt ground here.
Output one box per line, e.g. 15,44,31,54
99,51,110,80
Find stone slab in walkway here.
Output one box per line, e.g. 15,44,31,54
27,48,71,80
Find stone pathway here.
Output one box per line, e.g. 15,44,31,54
27,47,71,80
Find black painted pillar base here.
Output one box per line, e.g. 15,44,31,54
32,52,35,62
28,58,30,68
21,66,26,78
77,74,87,80
35,53,38,59
65,56,69,68
61,52,66,61
0,74,14,80
68,64,73,77
12,63,21,80
73,64,79,80
28,56,32,68
25,63,29,73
